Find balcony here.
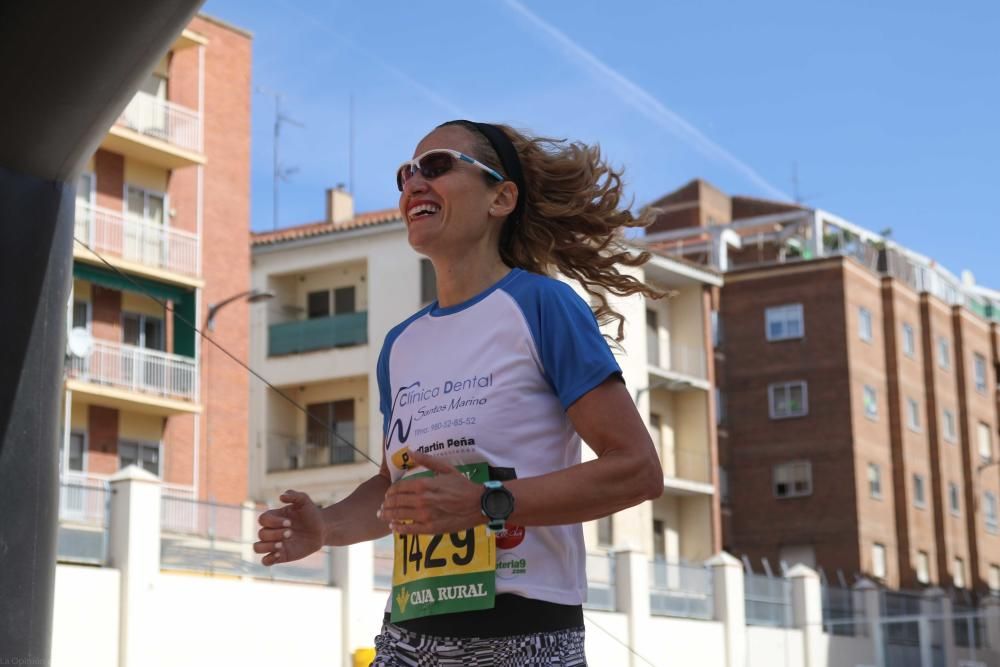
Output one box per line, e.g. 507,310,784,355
267,430,369,473
648,343,711,391
102,90,205,169
66,340,200,415
74,203,201,287
662,447,714,496
268,312,368,356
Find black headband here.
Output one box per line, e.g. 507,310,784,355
456,120,524,224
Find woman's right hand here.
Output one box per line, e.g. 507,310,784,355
254,489,325,566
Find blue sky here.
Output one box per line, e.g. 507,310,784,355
204,0,999,287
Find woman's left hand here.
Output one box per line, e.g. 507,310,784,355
379,450,484,535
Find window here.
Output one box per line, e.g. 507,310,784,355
858,307,873,342
420,258,437,305
949,482,960,516
118,440,160,477
711,310,722,348
916,551,930,585
769,381,808,419
649,413,662,456
125,185,165,225
868,464,882,499
954,557,966,588
943,409,957,443
937,337,950,370
62,431,86,473
902,323,916,358
872,543,887,579
307,287,356,319
765,304,804,341
715,388,727,425
305,400,356,465
863,385,878,420
719,466,730,505
597,515,613,548
773,461,812,499
906,398,921,432
122,312,164,351
990,564,1000,593
913,474,926,509
646,309,660,366
978,423,994,463
72,300,90,331
652,519,666,559
985,492,998,534
974,353,988,393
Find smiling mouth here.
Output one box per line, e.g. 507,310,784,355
407,203,441,222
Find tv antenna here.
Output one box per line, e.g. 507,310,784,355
256,87,304,230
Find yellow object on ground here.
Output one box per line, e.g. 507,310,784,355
353,647,377,667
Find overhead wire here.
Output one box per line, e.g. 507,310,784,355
73,236,665,664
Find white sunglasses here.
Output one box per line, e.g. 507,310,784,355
396,149,504,192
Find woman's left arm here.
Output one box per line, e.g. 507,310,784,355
380,377,663,535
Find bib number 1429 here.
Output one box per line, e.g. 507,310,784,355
399,529,475,575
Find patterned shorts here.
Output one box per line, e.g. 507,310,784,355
371,622,587,666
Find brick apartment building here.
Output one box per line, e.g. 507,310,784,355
641,179,1000,594
62,15,253,508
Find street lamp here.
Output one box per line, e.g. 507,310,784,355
202,289,273,502
206,289,274,331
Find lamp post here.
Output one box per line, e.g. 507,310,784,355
203,289,273,501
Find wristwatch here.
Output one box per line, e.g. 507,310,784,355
480,481,515,532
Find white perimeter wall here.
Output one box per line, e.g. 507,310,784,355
51,565,120,667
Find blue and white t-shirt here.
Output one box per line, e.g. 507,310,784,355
377,268,621,606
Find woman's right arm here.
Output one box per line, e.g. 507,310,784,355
320,462,393,546
255,459,391,565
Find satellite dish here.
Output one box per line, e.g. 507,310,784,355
67,327,94,358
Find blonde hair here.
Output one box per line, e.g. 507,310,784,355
443,121,666,342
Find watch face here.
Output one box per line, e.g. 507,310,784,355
484,489,514,518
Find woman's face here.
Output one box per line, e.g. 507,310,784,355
398,126,499,257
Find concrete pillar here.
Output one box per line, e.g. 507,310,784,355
108,465,162,667
981,597,1000,657
920,588,945,667
615,549,651,667
331,540,375,667
708,551,746,667
788,564,823,667
854,579,885,667
936,590,956,667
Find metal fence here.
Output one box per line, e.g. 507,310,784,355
744,572,792,627
57,479,111,565
585,551,616,611
159,494,335,585
649,559,714,620
822,585,860,636
373,535,393,590
75,203,200,278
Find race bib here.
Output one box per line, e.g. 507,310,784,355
390,462,496,622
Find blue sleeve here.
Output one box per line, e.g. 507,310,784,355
376,339,392,438
505,275,622,410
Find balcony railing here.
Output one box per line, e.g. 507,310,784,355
116,90,202,153
75,203,200,278
58,476,110,565
650,342,707,380
268,311,368,356
267,430,368,472
584,551,617,611
67,339,198,403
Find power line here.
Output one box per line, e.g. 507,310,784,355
74,239,670,666
71,236,379,468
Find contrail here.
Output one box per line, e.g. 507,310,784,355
277,0,467,118
502,0,790,201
